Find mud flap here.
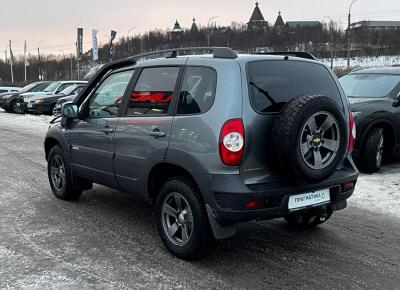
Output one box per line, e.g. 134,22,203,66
332,200,347,211
206,204,237,240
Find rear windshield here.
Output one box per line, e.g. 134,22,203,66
247,61,342,113
340,73,400,98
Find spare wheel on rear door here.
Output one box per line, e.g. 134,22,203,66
271,95,347,182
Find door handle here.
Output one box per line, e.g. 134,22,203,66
101,126,114,134
149,129,166,138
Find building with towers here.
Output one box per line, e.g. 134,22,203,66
247,2,268,31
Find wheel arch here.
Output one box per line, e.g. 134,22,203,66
44,128,70,161
147,163,200,204
359,119,396,152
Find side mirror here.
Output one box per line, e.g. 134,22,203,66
61,103,78,128
63,103,78,118
393,92,400,108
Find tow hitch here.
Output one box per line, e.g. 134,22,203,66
319,205,328,222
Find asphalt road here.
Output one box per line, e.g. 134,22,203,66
0,112,400,289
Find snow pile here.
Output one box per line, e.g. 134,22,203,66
0,109,52,134
321,55,400,69
351,163,400,219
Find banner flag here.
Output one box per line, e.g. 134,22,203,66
24,41,30,67
76,27,83,58
92,29,99,61
109,30,117,60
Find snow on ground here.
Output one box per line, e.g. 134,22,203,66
0,109,399,219
321,55,400,69
0,109,52,134
351,161,400,219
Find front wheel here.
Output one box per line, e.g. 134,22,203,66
155,178,214,260
360,127,385,173
47,145,83,200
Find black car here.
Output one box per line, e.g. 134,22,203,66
31,83,87,115
0,81,51,113
340,67,400,172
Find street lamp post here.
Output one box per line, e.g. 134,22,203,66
59,49,66,79
127,27,136,55
37,40,44,80
324,16,335,69
347,0,360,68
207,16,218,46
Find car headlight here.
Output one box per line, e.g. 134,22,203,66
35,98,46,104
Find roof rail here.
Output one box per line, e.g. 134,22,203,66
254,51,317,60
128,47,238,61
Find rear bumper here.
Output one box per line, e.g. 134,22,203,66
195,157,359,225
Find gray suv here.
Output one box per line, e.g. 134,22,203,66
44,47,358,259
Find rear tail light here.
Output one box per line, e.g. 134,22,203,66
219,119,245,166
348,112,356,153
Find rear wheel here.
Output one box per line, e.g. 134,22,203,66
155,178,213,260
47,145,89,200
360,127,384,173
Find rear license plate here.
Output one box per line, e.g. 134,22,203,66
16,103,20,107
288,189,330,211
27,103,32,108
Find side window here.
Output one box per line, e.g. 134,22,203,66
88,70,135,118
177,67,217,115
127,67,179,116
0,90,7,93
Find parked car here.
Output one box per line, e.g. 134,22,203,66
340,67,400,172
44,48,358,259
29,83,87,115
0,86,21,94
0,82,51,113
19,81,87,114
52,85,86,116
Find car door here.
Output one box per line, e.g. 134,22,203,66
114,66,182,196
65,69,136,188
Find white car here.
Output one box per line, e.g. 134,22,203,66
0,86,21,94
21,81,86,111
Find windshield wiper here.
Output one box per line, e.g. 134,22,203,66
249,82,277,105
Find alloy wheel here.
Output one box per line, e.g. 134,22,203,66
50,155,66,191
161,192,193,246
300,112,340,170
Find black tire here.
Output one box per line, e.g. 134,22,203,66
284,207,332,229
155,178,214,260
49,103,56,116
8,99,17,113
271,95,347,182
360,127,384,173
47,145,85,200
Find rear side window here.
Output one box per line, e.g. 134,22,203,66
0,90,6,93
127,67,179,116
177,67,217,115
248,61,342,113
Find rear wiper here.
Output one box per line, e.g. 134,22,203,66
249,82,277,105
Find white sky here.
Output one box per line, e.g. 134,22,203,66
0,0,399,58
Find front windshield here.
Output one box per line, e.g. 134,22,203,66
340,74,400,98
31,82,51,92
20,83,40,93
44,82,61,92
59,85,79,95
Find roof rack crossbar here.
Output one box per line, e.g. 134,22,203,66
254,51,317,60
127,47,237,60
